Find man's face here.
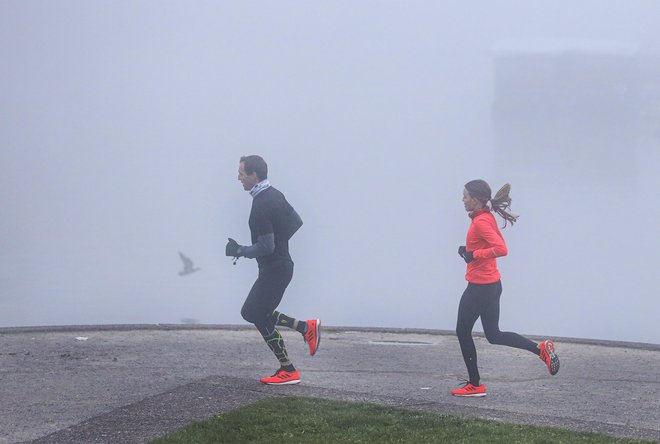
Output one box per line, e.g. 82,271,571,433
238,162,259,191
462,188,482,212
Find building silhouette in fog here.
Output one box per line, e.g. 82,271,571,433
492,41,659,193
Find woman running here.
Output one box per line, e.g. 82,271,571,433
452,180,559,397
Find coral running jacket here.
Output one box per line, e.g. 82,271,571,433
465,208,508,284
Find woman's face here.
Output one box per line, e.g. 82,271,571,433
462,188,482,212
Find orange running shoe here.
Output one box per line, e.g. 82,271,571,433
451,382,486,397
303,319,321,356
260,369,301,385
539,339,560,375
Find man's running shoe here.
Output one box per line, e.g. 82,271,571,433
538,339,560,375
451,382,486,397
260,369,301,385
303,319,321,356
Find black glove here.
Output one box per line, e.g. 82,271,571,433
458,246,466,258
225,238,241,257
462,251,474,264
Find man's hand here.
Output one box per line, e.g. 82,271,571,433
225,238,241,257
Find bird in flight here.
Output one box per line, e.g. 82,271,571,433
178,251,201,276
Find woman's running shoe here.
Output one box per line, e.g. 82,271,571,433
451,382,486,397
304,319,321,356
260,369,301,385
538,339,560,375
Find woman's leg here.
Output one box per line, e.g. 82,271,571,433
480,281,539,354
456,284,484,386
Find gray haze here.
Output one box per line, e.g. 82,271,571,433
1,2,659,343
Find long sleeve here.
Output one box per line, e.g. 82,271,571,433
238,233,276,258
471,218,508,259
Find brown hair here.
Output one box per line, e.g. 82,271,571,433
240,155,268,180
465,179,519,228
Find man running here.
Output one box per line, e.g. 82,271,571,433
226,155,321,385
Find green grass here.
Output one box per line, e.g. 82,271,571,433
150,396,651,444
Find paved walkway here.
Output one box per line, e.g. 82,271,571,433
1,325,658,443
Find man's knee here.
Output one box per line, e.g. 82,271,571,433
242,304,273,330
241,304,258,324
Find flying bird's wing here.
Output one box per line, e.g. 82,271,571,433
179,251,193,269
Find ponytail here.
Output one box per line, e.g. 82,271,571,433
490,183,518,228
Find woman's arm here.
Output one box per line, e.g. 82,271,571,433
472,218,508,259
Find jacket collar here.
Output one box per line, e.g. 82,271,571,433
469,207,490,219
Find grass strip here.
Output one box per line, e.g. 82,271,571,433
150,396,651,444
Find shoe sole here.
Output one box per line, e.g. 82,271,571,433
261,379,301,385
543,341,560,376
313,319,321,356
452,392,486,398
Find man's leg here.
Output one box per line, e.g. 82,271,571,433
270,311,322,356
241,262,300,384
271,311,307,334
252,319,293,369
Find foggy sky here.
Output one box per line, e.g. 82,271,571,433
1,1,659,344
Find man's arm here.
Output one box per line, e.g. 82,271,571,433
237,233,275,258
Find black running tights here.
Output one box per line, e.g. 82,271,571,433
241,261,294,366
456,280,539,386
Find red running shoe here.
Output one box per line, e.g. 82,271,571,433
304,319,321,356
260,369,301,385
451,382,486,397
539,339,560,375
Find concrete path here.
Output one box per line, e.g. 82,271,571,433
0,325,658,443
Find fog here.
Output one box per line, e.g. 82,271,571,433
1,2,658,344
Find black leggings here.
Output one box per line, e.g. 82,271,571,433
456,280,539,386
241,261,295,365
241,261,294,334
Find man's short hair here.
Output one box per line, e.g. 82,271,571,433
240,155,268,180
